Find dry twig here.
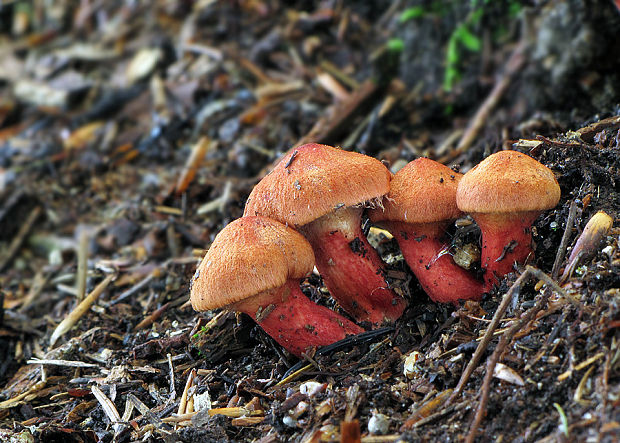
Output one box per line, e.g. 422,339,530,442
551,200,578,280
449,269,533,403
76,229,89,301
443,42,525,163
466,288,551,443
50,273,115,347
0,206,41,271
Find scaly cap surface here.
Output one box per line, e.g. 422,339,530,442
190,216,315,311
456,150,560,214
244,143,391,227
370,158,462,223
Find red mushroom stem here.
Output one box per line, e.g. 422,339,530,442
232,278,363,357
383,220,483,303
473,211,539,290
301,207,407,325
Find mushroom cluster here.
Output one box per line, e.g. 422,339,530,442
190,145,560,356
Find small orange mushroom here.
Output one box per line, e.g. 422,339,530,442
369,158,483,303
456,150,561,290
190,216,362,357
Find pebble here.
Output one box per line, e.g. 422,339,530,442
368,412,390,435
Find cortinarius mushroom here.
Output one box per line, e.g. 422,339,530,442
190,216,362,357
369,158,484,303
456,150,561,290
244,143,407,325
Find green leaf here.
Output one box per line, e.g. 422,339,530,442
443,36,461,92
456,25,481,52
553,403,569,437
446,35,460,64
387,38,405,53
399,6,425,23
509,2,522,17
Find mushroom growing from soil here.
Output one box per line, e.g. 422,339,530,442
244,143,407,325
190,216,363,357
369,158,484,303
456,150,561,290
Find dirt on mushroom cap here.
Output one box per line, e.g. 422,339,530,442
244,143,391,227
190,216,315,312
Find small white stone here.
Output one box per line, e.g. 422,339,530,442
368,412,390,435
299,381,326,397
194,391,212,411
282,415,298,428
48,249,63,266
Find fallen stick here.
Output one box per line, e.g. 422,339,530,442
551,200,578,280
49,273,115,347
441,42,525,163
0,205,41,271
466,287,551,443
449,268,533,403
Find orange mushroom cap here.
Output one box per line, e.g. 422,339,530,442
244,143,391,227
190,216,315,311
369,157,463,223
456,150,560,214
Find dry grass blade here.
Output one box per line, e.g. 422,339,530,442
294,80,379,148
91,385,124,435
75,229,89,301
527,266,584,310
557,352,606,381
127,393,171,432
176,136,211,195
49,273,115,347
26,358,99,368
0,380,46,410
317,71,350,101
167,354,176,402
177,369,196,416
274,363,313,387
231,416,265,426
121,397,135,423
18,270,49,313
133,302,170,331
360,436,400,443
109,270,155,305
196,180,232,215
400,389,453,431
207,407,263,418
